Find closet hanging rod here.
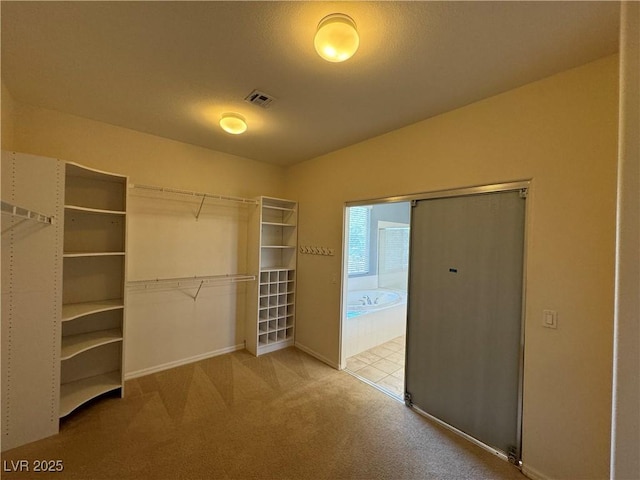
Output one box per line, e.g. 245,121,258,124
127,273,256,288
129,183,258,206
127,273,255,301
1,200,55,225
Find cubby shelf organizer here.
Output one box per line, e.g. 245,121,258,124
246,197,298,356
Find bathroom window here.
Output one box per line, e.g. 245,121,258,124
347,206,371,275
379,227,410,273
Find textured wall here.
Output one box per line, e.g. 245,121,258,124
286,55,619,479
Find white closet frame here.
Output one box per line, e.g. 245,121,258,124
1,151,64,451
2,157,298,450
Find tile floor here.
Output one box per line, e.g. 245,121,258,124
345,335,405,399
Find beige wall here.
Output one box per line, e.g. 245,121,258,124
9,102,285,199
1,82,16,150
285,55,619,479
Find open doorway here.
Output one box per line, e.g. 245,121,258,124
341,201,411,399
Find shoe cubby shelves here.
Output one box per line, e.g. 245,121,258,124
257,268,296,349
246,197,298,356
60,162,127,419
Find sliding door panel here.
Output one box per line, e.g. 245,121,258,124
405,190,525,457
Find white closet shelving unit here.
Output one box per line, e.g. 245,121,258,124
2,151,63,451
60,163,127,418
246,197,297,356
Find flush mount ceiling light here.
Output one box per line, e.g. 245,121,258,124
219,113,247,135
314,13,359,63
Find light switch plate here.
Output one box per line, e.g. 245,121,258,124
543,309,558,329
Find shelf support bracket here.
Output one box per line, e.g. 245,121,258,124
195,195,207,221
194,280,204,301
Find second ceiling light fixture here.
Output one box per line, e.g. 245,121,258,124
220,13,359,134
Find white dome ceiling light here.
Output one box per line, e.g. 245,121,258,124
219,113,247,135
314,13,359,63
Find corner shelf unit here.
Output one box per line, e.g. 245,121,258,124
246,197,297,356
60,162,127,418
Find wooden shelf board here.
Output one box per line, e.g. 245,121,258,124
262,205,295,212
66,162,127,182
65,204,126,215
61,329,123,360
262,222,296,227
59,371,121,418
64,251,126,257
260,267,295,272
62,299,124,322
261,245,296,249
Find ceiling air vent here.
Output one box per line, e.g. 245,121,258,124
244,89,276,109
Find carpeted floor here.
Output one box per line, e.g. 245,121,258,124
1,347,526,479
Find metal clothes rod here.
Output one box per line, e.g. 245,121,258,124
127,274,255,300
127,273,256,287
127,273,255,300
129,183,258,207
1,200,54,225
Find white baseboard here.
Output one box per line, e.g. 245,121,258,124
124,343,245,380
294,341,340,369
521,464,551,480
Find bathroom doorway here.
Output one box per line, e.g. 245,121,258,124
341,201,411,399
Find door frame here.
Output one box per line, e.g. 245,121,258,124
341,180,530,465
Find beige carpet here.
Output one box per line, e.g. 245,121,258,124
1,347,526,479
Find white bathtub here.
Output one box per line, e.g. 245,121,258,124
343,288,407,358
346,288,404,315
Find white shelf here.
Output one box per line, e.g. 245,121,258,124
260,266,294,272
66,162,125,182
262,200,296,212
261,245,296,249
59,371,121,418
63,251,126,258
61,329,122,360
62,299,124,322
260,267,296,273
262,222,296,227
65,204,126,215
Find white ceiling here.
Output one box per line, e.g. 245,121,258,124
1,1,620,166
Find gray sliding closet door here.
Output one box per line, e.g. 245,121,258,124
405,190,525,459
